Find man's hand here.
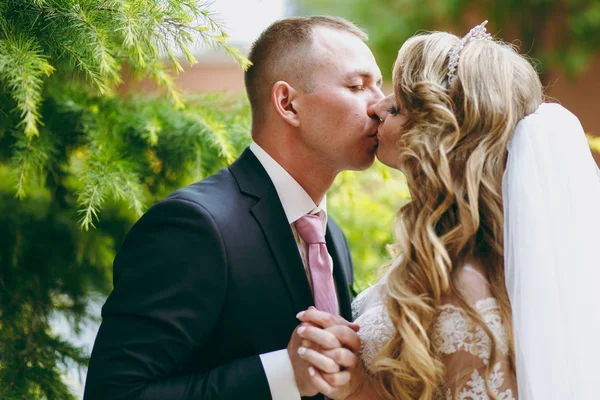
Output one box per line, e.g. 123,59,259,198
287,320,338,396
288,308,360,397
294,308,365,399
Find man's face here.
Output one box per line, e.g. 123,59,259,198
294,27,384,172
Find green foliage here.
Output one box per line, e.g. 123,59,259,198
0,29,55,138
0,1,256,397
0,177,111,399
588,134,600,154
296,0,600,81
3,80,251,230
329,163,409,292
0,0,251,140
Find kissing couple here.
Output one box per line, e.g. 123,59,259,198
85,16,600,400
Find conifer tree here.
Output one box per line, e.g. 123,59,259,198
0,1,251,397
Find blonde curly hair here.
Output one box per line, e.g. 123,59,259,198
370,31,543,399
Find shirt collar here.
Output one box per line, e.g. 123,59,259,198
250,141,327,225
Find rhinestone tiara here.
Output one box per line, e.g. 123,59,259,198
447,20,492,87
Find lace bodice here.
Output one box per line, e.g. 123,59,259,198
353,265,517,399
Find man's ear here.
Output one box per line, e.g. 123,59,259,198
271,81,301,128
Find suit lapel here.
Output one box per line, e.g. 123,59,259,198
326,225,353,321
251,193,314,313
230,148,353,319
230,149,314,313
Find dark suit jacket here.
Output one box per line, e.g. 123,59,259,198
83,148,354,400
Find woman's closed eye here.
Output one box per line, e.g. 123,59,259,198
388,105,400,115
349,85,364,91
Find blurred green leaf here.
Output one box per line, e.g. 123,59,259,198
329,162,410,292
588,134,600,154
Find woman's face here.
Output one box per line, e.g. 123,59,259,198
372,93,409,169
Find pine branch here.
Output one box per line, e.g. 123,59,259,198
143,117,162,146
11,133,54,199
32,4,117,92
108,164,146,219
0,25,54,138
41,1,122,93
77,146,147,229
189,109,237,165
147,61,184,108
221,43,252,71
116,1,151,66
59,43,109,94
165,45,184,73
194,145,203,181
1,0,250,140
69,3,120,81
14,138,33,199
77,157,109,231
193,7,252,70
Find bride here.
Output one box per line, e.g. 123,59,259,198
295,22,600,399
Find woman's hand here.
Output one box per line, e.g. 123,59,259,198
295,308,367,399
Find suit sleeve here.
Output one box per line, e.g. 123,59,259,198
83,197,271,400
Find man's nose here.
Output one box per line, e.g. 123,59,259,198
369,86,385,107
368,96,386,123
367,104,382,124
372,86,385,102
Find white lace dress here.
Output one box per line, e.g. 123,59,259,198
352,264,517,399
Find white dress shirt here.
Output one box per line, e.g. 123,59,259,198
250,142,337,400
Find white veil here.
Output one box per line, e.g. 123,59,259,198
503,103,600,399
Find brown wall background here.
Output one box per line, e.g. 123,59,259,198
546,56,600,166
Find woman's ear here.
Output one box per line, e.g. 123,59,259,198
271,81,301,128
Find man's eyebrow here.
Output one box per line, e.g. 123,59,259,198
345,70,383,87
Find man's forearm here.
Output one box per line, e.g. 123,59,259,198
85,354,271,400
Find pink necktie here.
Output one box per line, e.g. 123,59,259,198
295,214,339,315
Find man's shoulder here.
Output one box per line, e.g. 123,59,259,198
161,147,264,210
165,167,238,207
136,167,245,228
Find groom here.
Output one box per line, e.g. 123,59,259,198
84,16,383,400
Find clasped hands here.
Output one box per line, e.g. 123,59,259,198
287,307,368,399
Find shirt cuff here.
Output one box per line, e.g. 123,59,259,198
259,349,301,400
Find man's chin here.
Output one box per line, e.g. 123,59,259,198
352,151,377,171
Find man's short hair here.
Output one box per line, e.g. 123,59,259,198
244,16,368,119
